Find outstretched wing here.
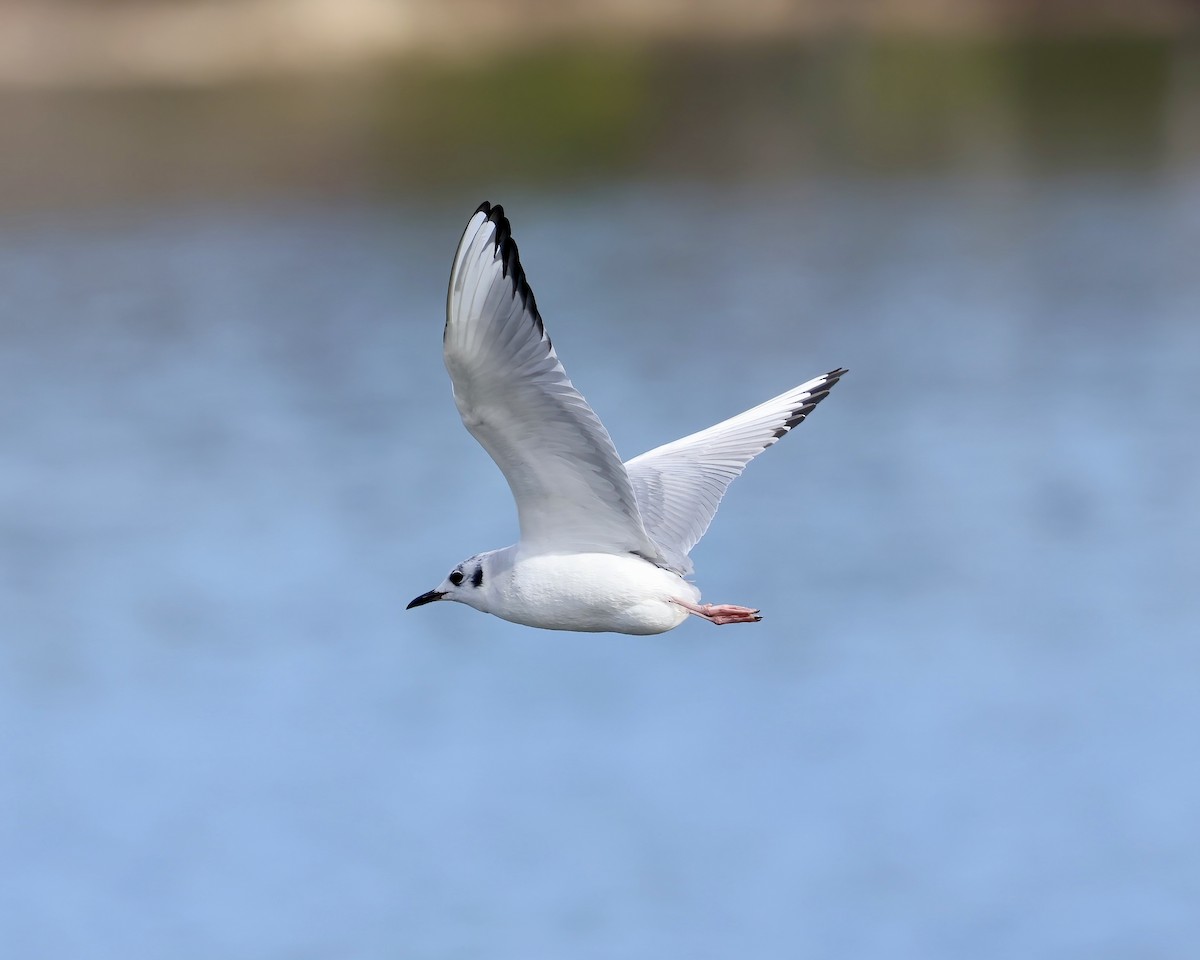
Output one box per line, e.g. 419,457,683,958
625,369,847,574
443,202,664,561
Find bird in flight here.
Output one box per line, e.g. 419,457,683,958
408,202,846,634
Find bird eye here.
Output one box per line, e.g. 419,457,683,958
448,570,464,586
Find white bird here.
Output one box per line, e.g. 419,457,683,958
407,202,846,634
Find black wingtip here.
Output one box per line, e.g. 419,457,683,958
475,201,545,337
770,368,848,439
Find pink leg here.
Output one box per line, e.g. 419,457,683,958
672,597,762,625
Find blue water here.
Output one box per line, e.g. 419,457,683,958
2,178,1198,958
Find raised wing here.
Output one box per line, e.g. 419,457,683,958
444,202,664,561
625,369,847,574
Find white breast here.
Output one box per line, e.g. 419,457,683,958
488,551,701,635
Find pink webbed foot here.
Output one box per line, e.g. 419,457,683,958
672,598,763,626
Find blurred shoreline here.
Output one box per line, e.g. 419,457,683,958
2,2,1197,217
4,34,1197,217
1,0,1196,89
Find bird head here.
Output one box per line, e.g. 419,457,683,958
407,553,492,613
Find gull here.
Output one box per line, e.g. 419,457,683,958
408,202,846,634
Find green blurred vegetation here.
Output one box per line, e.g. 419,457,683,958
3,36,1195,213
380,49,654,182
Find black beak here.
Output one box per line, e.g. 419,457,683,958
406,590,445,610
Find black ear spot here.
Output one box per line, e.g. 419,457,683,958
471,566,484,588
448,570,464,586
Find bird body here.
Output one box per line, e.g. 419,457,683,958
407,202,846,635
415,547,698,635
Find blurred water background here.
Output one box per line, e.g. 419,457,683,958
2,3,1199,958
